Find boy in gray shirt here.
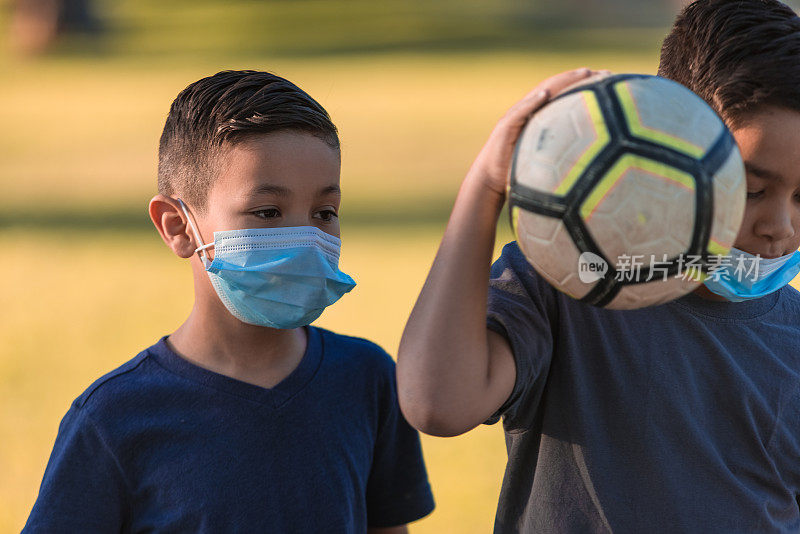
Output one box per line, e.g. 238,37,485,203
398,0,800,531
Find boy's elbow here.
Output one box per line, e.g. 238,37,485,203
398,391,477,438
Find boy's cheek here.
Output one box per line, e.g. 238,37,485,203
731,206,763,253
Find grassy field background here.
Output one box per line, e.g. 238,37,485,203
0,0,744,531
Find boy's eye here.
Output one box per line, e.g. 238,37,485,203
746,190,764,200
314,209,339,222
253,208,281,219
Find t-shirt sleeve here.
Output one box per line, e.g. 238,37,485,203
23,403,129,533
485,241,557,430
365,356,435,527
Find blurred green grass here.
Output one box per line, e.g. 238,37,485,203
1,0,671,60
0,0,672,531
0,0,666,222
0,51,659,224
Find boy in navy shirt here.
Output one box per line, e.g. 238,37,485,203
25,70,434,533
398,0,800,531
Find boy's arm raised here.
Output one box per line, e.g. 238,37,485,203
397,68,597,437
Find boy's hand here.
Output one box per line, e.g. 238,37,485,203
469,68,602,196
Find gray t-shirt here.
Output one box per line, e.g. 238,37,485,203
486,242,800,533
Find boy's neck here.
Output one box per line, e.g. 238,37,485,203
692,283,729,302
167,304,309,390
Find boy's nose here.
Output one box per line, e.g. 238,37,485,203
754,201,796,244
282,214,313,228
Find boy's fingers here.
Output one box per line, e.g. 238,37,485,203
482,68,606,177
509,89,550,120
538,67,598,95
507,68,598,122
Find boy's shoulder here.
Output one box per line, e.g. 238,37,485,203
773,284,800,329
73,345,157,410
779,282,800,307
70,338,179,424
313,326,396,377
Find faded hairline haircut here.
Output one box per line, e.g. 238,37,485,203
658,0,800,129
157,70,339,212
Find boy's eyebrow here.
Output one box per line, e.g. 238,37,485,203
745,162,782,182
319,185,341,196
248,184,340,198
250,184,291,197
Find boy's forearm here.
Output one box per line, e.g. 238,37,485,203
397,167,514,437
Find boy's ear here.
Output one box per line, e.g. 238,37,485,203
148,194,196,259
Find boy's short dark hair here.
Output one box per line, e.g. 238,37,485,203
158,70,339,212
658,0,800,128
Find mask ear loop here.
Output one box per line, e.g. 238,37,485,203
176,198,213,268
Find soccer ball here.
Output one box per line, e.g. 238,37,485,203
509,73,746,309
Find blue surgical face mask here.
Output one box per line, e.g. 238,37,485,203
703,246,800,302
178,199,356,329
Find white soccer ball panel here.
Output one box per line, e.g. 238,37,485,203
616,77,725,158
581,158,696,269
514,209,596,300
514,91,608,196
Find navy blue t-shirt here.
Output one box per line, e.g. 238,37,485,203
487,242,800,533
24,327,434,533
